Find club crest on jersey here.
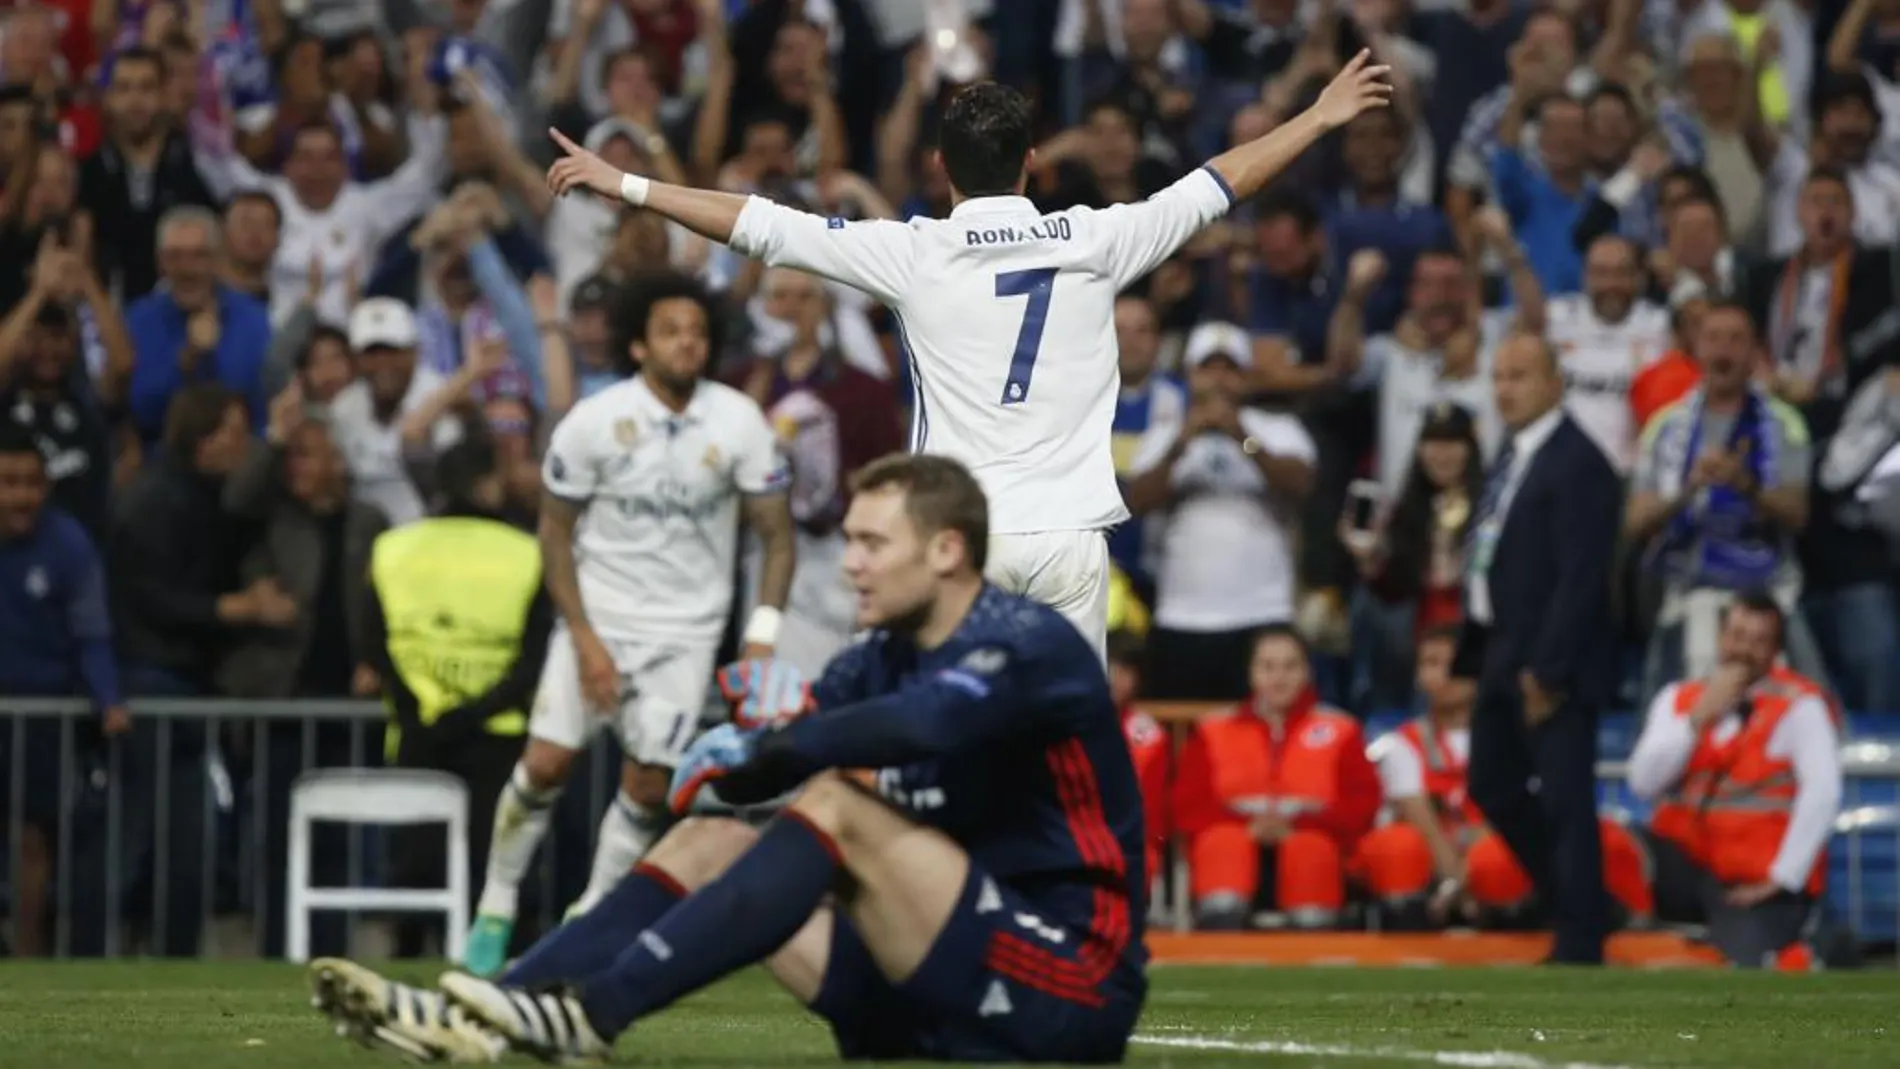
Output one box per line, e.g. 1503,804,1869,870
613,418,641,449
702,444,724,471
959,648,1009,676
1302,721,1338,748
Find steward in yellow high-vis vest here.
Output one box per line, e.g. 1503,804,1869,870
363,437,553,955
368,514,546,760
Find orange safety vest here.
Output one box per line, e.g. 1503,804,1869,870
1394,717,1482,836
1649,673,1830,895
1196,703,1361,820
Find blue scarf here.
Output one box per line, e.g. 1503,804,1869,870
1657,388,1780,588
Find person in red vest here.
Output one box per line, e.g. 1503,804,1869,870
1173,625,1381,929
1626,591,1844,968
1356,627,1653,927
1108,630,1169,886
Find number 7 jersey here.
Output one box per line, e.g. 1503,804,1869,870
728,167,1237,535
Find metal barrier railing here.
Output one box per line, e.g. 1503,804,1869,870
6,700,1899,952
1,698,623,959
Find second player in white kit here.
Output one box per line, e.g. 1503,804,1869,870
544,52,1395,660
463,274,796,976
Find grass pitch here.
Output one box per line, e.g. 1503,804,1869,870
0,961,1895,1067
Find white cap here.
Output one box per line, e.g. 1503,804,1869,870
1183,321,1253,370
348,297,419,351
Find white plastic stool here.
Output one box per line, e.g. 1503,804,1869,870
286,768,471,964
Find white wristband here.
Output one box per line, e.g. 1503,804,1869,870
743,606,782,648
619,172,651,207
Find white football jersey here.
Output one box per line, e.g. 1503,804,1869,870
728,167,1237,534
542,377,790,644
1547,293,1671,472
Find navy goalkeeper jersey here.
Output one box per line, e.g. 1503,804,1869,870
772,584,1147,976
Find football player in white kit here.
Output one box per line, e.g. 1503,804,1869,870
545,54,1393,661
463,272,796,977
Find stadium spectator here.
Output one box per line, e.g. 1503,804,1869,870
1748,168,1896,444
0,142,85,313
1762,73,1900,259
698,5,846,182
1667,37,1767,249
730,266,901,459
1628,300,1820,693
1490,94,1590,296
0,422,124,956
287,324,357,409
76,384,279,957
0,237,128,536
1456,333,1622,965
1629,285,1712,434
218,189,282,307
378,95,556,291
1578,86,1651,232
125,205,272,448
366,433,552,958
1032,97,1172,212
1626,593,1843,969
382,186,546,406
1547,234,1672,471
1651,193,1739,302
200,113,447,328
78,47,218,304
1817,364,1900,558
1328,107,1449,336
1356,627,1483,928
1128,322,1316,701
219,385,388,959
1108,291,1183,599
1334,209,1536,497
327,296,464,527
728,265,902,676
1345,402,1482,711
1108,629,1169,894
1243,190,1336,392
1173,625,1381,930
559,275,626,403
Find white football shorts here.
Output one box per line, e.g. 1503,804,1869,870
529,626,718,768
984,529,1109,664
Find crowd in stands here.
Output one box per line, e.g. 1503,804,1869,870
0,0,1893,955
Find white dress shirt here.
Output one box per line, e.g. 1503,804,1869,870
1465,407,1564,625
1629,682,1843,893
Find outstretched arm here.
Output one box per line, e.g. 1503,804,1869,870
1204,49,1392,202
545,127,917,303
547,126,752,244
1097,50,1391,288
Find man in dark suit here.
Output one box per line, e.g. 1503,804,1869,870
1454,332,1622,963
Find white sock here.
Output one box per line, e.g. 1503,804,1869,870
475,764,561,920
574,791,668,915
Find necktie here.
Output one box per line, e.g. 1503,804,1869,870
1467,441,1517,555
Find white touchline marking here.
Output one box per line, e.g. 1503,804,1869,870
1133,1033,1643,1069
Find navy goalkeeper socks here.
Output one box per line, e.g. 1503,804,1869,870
502,863,685,988
576,811,840,1038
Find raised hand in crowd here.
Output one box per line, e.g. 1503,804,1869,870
1472,206,1517,250
1629,137,1673,183
266,381,307,446
183,307,221,373
1344,248,1388,301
